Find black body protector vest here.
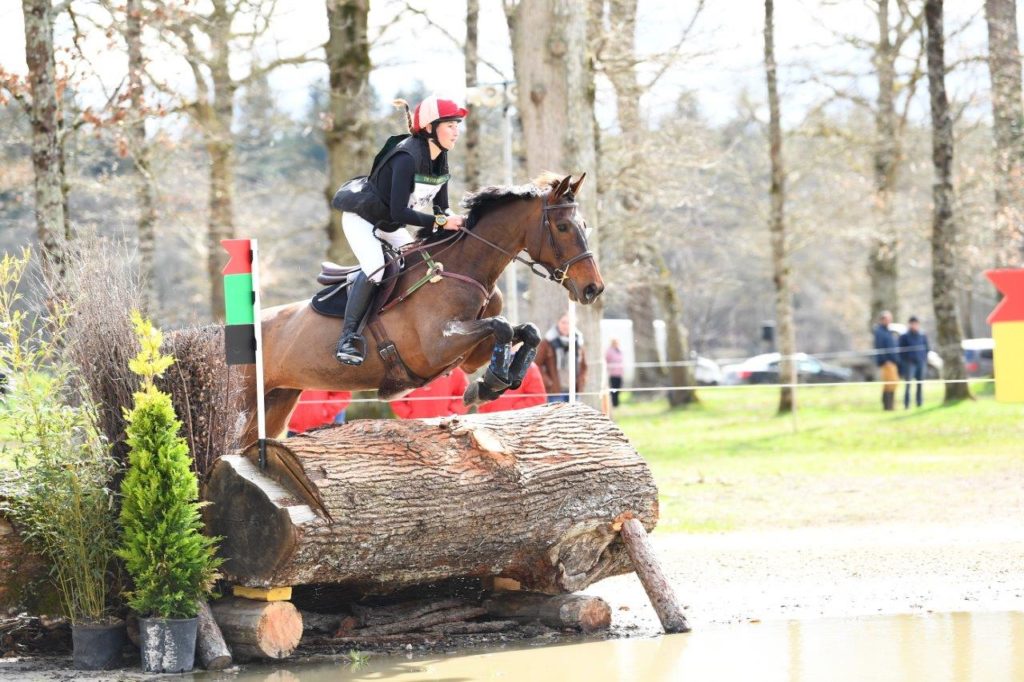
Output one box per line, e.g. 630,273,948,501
331,134,450,233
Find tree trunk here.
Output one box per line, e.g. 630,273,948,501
482,592,611,632
204,403,658,594
324,0,371,266
925,0,970,402
22,0,67,275
984,0,1024,269
764,0,797,414
868,0,901,325
126,0,158,318
658,257,698,407
209,597,303,660
628,284,664,392
507,1,604,406
464,0,481,190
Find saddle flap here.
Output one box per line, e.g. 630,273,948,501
317,262,361,285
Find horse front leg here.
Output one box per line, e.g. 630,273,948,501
506,323,541,390
459,316,516,408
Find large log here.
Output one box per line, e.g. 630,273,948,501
209,597,303,660
205,403,658,595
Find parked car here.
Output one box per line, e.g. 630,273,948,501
962,338,994,377
722,352,853,385
694,355,723,386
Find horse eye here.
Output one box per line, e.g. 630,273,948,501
557,223,568,232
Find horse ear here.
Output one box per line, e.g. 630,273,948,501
569,173,586,196
552,175,571,200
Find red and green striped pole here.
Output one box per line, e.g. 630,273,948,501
222,238,267,467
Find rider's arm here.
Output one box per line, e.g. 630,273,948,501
434,182,450,215
388,154,437,229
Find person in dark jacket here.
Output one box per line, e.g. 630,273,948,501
535,314,587,402
873,310,899,411
898,315,929,408
330,95,468,366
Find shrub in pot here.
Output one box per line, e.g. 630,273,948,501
117,313,221,673
0,250,124,670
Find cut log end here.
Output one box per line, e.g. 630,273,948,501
483,592,611,633
210,597,303,660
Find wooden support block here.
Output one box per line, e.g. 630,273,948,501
620,517,689,633
233,585,292,602
492,577,522,592
210,597,303,660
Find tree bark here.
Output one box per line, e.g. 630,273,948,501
205,403,658,594
22,0,67,275
209,597,303,660
324,0,371,266
764,0,797,414
984,0,1024,269
925,0,970,402
196,601,232,670
482,592,611,632
126,0,158,318
659,256,698,407
868,0,901,325
464,0,482,190
507,0,604,409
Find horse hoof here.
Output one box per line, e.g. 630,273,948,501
462,382,480,406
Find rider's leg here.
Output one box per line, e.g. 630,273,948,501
336,213,385,365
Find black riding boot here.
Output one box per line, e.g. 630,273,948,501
335,272,378,366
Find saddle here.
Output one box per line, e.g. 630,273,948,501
310,257,447,398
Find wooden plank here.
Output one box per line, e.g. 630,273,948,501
233,585,293,602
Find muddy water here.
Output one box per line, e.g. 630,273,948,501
209,611,1024,682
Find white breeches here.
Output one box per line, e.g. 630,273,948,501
342,213,416,283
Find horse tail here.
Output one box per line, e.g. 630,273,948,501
393,99,414,134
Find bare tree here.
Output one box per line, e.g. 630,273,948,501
867,0,924,325
925,0,969,402
463,0,482,190
984,0,1024,269
324,0,371,266
19,0,69,273
125,0,158,316
764,0,796,413
146,0,318,319
505,0,603,405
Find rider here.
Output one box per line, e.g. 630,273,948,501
330,94,469,365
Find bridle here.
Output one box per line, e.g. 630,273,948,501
457,194,595,290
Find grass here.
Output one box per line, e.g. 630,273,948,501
613,381,1024,533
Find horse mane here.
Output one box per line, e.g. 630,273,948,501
414,172,565,242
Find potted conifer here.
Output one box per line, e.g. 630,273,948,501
0,250,124,670
117,312,221,673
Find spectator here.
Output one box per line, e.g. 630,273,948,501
287,390,351,436
898,315,930,409
605,338,624,408
390,367,469,419
872,310,900,411
536,313,587,403
477,362,547,414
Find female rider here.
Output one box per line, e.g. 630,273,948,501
331,95,468,365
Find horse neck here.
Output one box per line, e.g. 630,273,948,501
448,200,535,288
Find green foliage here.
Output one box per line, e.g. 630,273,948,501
117,312,221,619
0,249,120,624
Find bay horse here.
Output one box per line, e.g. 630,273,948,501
237,172,603,446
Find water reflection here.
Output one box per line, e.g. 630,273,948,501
202,611,1024,682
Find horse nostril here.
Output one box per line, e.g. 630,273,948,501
584,284,601,303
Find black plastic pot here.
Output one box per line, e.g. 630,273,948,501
138,616,198,673
72,620,126,670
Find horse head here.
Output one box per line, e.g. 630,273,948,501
527,173,605,304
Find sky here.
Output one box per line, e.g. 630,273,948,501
0,0,1010,130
